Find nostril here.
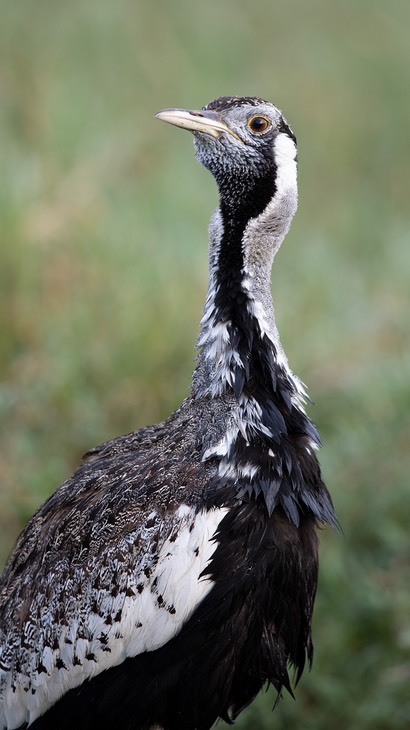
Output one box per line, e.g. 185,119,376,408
189,111,204,118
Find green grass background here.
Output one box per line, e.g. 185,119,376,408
1,0,409,727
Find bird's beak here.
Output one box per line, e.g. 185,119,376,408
155,108,242,142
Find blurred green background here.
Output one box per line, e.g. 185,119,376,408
0,0,409,727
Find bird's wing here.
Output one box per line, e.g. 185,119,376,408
0,443,226,729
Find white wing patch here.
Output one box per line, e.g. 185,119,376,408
0,506,228,729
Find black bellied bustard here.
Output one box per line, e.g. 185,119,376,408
0,96,336,730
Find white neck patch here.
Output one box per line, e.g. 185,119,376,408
273,132,297,198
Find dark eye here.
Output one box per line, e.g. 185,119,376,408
247,116,271,134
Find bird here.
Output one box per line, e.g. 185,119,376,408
0,95,336,730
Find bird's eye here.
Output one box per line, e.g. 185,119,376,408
247,116,271,134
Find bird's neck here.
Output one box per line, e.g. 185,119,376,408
189,149,336,528
191,168,299,406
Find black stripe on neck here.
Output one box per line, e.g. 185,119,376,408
214,165,276,320
210,161,280,406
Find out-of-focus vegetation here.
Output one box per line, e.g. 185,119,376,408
0,0,409,727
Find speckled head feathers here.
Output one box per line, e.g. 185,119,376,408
204,96,269,112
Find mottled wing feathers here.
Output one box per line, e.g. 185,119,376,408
0,419,226,729
18,504,318,730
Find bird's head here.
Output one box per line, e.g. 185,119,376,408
155,96,297,205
